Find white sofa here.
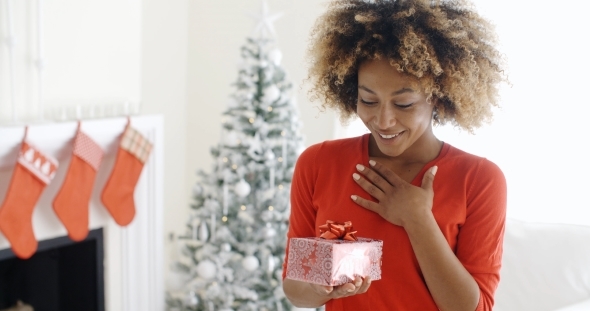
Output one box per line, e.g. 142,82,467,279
495,218,590,311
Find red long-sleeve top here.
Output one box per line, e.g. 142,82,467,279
283,134,507,311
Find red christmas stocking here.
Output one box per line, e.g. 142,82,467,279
101,123,152,226
0,139,58,259
53,128,104,241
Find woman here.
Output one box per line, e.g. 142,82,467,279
282,0,508,310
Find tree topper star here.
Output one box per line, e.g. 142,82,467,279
248,1,283,38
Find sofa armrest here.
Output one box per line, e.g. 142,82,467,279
495,219,590,311
553,298,590,311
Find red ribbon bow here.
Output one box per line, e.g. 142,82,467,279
319,220,358,241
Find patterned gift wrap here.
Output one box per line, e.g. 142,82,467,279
286,237,383,286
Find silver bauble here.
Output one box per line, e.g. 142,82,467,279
234,179,251,197
262,85,281,103
184,291,199,307
265,149,275,161
196,260,216,279
242,255,260,271
221,243,231,252
198,221,209,242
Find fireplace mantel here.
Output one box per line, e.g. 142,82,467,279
0,115,164,311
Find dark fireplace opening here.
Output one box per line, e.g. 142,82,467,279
0,228,105,311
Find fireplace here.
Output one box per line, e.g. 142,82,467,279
0,229,105,311
0,115,164,311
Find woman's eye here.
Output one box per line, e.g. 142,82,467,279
359,99,377,105
395,103,413,109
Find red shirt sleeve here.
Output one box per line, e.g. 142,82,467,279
455,159,507,310
282,143,322,279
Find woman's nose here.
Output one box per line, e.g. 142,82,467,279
375,104,396,129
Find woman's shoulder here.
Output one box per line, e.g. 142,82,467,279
442,143,505,180
299,135,365,160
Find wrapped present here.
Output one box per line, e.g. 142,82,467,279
286,220,383,286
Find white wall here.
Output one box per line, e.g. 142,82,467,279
0,0,141,121
140,0,189,274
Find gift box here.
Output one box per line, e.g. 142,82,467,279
285,221,383,286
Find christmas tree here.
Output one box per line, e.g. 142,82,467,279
166,3,305,311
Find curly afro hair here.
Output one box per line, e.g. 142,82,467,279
306,0,507,132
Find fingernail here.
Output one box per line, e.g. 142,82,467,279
347,288,354,292
351,195,358,201
352,173,360,180
369,160,376,166
356,164,365,171
431,166,438,176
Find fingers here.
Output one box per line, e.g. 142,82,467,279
421,165,438,191
353,164,392,202
310,284,334,296
369,160,405,186
350,194,381,214
357,276,372,294
330,276,371,298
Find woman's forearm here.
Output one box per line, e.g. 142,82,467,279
404,213,480,311
283,278,331,308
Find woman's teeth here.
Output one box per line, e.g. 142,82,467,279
380,132,401,139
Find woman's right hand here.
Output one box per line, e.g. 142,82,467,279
309,275,372,299
283,276,372,308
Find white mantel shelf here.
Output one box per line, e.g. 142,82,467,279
0,115,164,311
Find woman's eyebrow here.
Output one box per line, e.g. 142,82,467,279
358,85,416,95
391,87,415,95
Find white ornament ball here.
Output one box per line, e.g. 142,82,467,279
268,49,283,66
265,227,277,238
242,255,260,271
184,291,199,306
262,85,281,103
234,179,251,197
268,256,276,271
196,260,217,280
221,243,231,252
265,149,275,161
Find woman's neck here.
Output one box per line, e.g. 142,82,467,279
368,129,443,167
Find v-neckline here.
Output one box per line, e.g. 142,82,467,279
360,133,450,186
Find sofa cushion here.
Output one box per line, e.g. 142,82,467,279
553,298,590,311
494,218,590,311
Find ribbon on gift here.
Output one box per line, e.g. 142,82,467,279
319,220,358,241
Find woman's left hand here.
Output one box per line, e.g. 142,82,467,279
351,160,438,228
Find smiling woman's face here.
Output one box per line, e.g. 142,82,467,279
356,58,438,161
